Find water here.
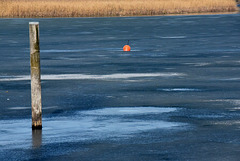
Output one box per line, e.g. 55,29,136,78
0,14,240,160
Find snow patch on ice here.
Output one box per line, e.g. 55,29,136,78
158,88,201,92
159,36,186,39
0,107,186,150
80,107,177,116
0,73,185,81
8,107,30,110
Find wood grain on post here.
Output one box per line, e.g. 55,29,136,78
29,22,42,130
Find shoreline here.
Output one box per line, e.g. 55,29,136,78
0,12,239,19
0,0,238,18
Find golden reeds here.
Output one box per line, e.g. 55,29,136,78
0,0,238,18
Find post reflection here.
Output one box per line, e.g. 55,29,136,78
32,129,42,148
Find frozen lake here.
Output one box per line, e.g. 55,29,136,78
0,13,240,160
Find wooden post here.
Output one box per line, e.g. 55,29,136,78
29,22,42,130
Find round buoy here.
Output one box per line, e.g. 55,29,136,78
123,40,131,51
123,45,131,51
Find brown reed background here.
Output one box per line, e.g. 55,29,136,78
0,0,238,18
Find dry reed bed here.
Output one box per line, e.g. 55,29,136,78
0,0,238,18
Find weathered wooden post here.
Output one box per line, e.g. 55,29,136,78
29,22,42,130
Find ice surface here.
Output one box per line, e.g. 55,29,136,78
1,14,240,160
0,107,185,150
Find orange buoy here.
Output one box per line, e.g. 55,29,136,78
123,45,131,51
123,40,131,51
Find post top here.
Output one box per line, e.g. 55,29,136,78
29,22,39,25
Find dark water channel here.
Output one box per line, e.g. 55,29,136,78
0,14,240,160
